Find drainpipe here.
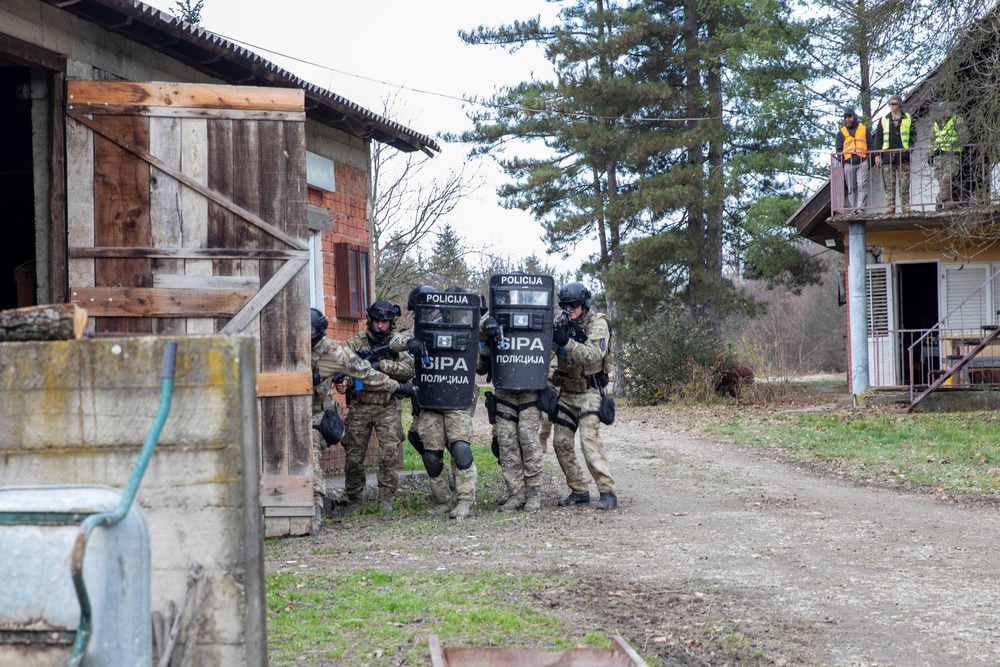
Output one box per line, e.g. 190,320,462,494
848,221,869,396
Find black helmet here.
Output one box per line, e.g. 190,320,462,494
310,307,328,347
366,300,400,323
557,282,591,311
407,285,436,311
366,299,400,343
444,285,468,293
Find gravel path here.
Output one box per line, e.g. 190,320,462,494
272,401,1000,666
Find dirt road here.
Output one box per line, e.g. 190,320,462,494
272,403,1000,666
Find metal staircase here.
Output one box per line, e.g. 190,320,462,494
907,325,1000,411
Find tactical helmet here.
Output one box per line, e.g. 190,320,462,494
557,282,591,311
367,300,400,323
366,299,400,343
310,307,328,346
407,285,436,311
444,285,469,293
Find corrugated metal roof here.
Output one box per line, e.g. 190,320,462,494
42,0,440,156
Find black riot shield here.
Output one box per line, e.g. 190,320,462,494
412,290,480,410
488,273,555,391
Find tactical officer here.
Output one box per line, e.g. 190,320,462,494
342,301,414,513
392,286,479,519
549,283,618,510
480,273,555,513
310,307,415,530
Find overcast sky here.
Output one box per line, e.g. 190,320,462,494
141,0,593,274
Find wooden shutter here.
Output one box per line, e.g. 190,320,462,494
65,80,314,535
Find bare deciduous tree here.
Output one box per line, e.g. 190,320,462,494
370,100,480,304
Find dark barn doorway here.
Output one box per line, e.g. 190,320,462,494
897,262,939,385
0,61,36,310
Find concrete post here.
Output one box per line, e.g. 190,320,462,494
848,220,870,395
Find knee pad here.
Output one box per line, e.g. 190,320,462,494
451,440,474,470
421,449,444,478
491,434,500,462
408,428,424,454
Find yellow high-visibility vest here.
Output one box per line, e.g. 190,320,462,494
881,114,912,149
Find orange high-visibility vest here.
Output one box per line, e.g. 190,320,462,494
840,124,868,158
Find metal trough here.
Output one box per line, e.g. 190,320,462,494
428,633,648,667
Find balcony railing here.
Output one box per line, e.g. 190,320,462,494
830,145,1000,216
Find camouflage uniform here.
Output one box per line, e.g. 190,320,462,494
342,331,414,504
551,310,616,497
416,405,478,511
311,383,346,502
392,329,477,517
311,336,400,500
478,325,543,511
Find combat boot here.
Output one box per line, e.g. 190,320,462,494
450,499,474,519
522,486,542,512
557,491,590,507
427,475,453,516
595,491,618,510
498,490,526,512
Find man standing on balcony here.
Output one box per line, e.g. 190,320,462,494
873,95,915,214
931,102,965,209
836,107,869,214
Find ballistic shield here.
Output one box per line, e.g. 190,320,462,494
487,273,555,390
412,289,480,410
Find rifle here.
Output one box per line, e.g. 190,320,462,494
355,344,398,364
554,312,588,344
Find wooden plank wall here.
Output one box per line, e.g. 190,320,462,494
65,81,313,536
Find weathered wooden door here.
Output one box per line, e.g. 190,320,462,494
65,80,314,536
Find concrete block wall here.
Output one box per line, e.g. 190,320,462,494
0,336,266,666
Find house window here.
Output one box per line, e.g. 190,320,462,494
334,242,371,319
306,152,336,193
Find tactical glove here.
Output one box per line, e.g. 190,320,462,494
407,338,428,360
394,381,418,398
483,317,500,339
552,322,570,347
369,360,380,372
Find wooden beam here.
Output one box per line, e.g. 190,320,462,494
67,81,304,112
67,111,308,251
256,372,312,397
69,287,254,317
152,273,260,291
219,259,307,334
70,105,305,122
69,246,308,261
260,475,312,508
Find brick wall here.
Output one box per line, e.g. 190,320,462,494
309,160,401,472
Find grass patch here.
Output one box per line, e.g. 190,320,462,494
266,569,568,666
688,408,1000,496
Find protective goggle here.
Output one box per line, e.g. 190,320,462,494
559,300,583,310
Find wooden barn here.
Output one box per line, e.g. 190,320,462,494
0,0,439,536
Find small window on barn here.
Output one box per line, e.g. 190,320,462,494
306,152,336,193
334,242,371,319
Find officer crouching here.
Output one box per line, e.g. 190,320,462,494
550,283,618,510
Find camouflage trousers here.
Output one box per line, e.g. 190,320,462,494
419,407,477,503
881,161,911,209
310,420,328,497
341,401,404,502
552,388,616,494
494,389,544,495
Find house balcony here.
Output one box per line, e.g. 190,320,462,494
829,146,1000,223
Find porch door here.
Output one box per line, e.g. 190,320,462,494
866,264,897,385
64,81,313,536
